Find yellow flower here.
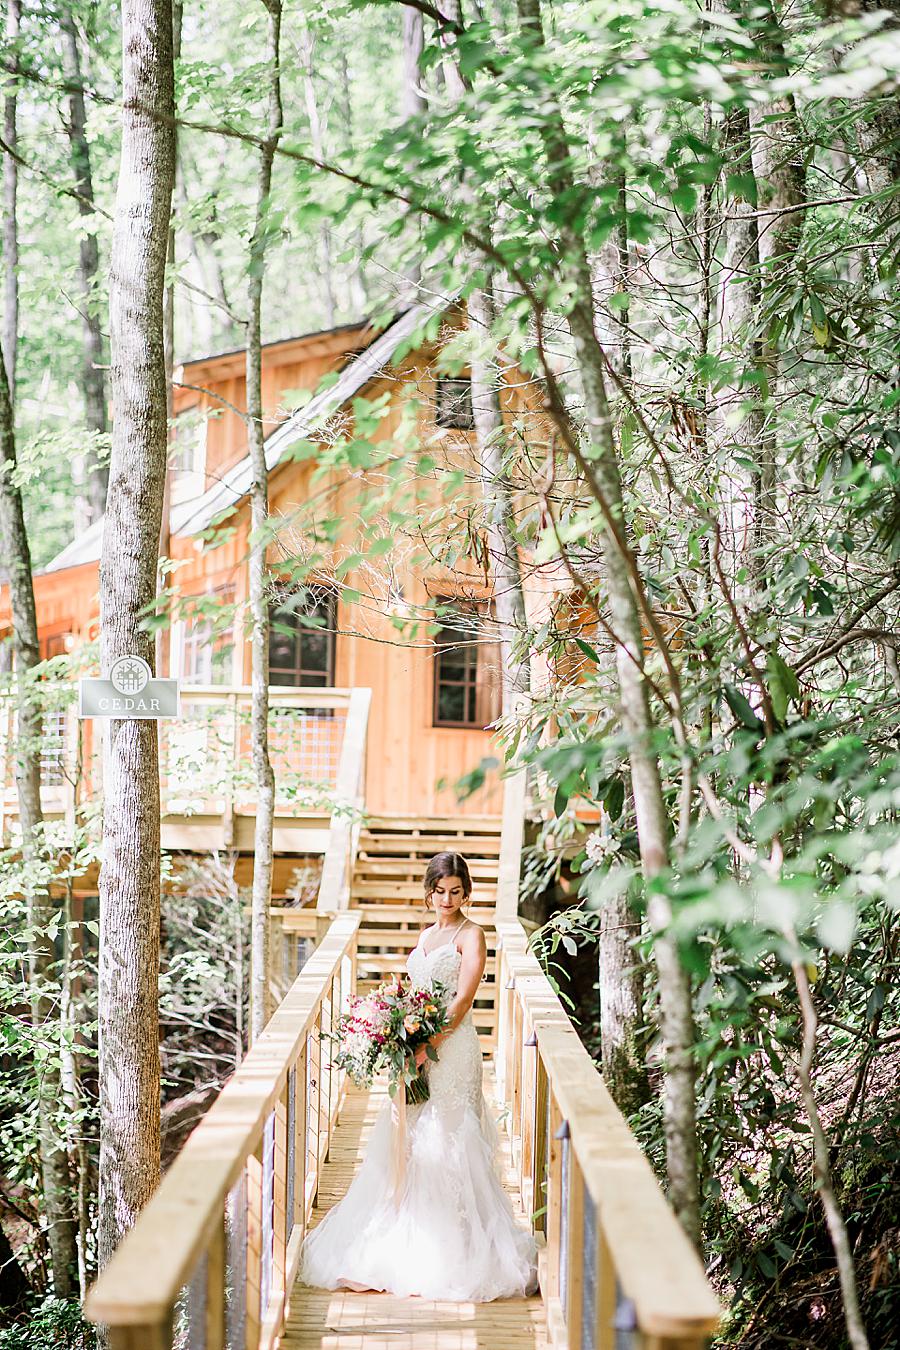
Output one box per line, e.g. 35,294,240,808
403,1014,421,1034
423,1004,437,1016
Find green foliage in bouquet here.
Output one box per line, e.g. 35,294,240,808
324,975,451,1105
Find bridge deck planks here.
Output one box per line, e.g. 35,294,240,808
282,1072,547,1350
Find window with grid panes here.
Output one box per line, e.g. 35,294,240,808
432,597,501,728
434,376,474,430
181,588,236,685
268,588,337,687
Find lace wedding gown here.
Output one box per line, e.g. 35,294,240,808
297,933,539,1301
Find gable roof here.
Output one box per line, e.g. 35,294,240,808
39,301,439,575
170,301,434,538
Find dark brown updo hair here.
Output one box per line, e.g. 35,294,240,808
423,851,472,907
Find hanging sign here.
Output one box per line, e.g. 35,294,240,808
78,655,180,719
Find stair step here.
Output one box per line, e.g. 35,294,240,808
350,880,497,901
351,856,500,880
363,814,502,834
354,904,496,924
357,834,502,856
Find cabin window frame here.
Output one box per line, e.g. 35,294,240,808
431,594,501,729
434,375,475,431
180,585,237,686
268,585,338,688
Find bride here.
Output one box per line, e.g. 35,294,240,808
298,850,539,1302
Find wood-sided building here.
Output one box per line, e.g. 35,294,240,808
0,301,568,854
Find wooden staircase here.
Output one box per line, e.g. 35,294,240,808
350,814,503,1051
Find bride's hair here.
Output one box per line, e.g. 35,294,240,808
423,851,472,906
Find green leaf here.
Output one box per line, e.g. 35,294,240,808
723,684,764,733
575,638,600,664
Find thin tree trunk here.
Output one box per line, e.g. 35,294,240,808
60,9,109,524
714,105,764,587
401,8,426,118
247,0,282,1042
746,0,805,568
2,0,20,398
298,27,336,326
467,282,530,713
599,887,648,1115
157,0,183,681
1,10,79,1293
517,0,700,1243
97,0,175,1273
0,337,79,1301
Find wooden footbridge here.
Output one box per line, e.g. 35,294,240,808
84,699,721,1350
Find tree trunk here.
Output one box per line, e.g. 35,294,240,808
746,0,805,570
1,10,79,1293
60,8,109,524
714,105,764,587
599,887,648,1115
402,8,426,118
299,26,336,326
2,0,20,398
247,0,282,1042
97,0,175,1272
466,282,531,714
517,0,700,1243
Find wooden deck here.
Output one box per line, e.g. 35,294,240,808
283,1072,548,1350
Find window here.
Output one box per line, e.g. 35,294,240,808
169,406,207,504
432,596,501,728
181,588,235,685
268,587,337,687
434,376,474,431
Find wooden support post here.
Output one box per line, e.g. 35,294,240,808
596,1226,616,1350
565,1153,585,1350
206,1210,227,1350
306,1024,321,1210
295,1041,308,1228
511,990,524,1170
272,1085,288,1304
546,1094,564,1304
533,1058,549,1235
245,1151,263,1350
519,1010,537,1212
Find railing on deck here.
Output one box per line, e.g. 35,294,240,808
85,911,361,1350
0,685,357,839
495,923,721,1349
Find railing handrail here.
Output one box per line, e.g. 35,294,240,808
496,919,721,1340
85,909,360,1328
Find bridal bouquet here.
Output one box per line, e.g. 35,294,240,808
326,975,451,1104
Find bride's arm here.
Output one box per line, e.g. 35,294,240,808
416,926,486,1061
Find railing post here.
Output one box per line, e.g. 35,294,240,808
546,1096,564,1306
206,1210,227,1350
294,1042,308,1229
565,1150,585,1350
273,1085,289,1310
532,1056,549,1235
245,1149,263,1349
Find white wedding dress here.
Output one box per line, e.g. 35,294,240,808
297,933,539,1301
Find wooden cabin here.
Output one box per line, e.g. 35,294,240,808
0,301,578,879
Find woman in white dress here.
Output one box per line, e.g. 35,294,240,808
298,850,539,1301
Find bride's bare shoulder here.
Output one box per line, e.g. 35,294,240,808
458,919,486,953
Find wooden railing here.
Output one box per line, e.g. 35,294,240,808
495,922,721,1349
0,684,360,851
85,911,361,1350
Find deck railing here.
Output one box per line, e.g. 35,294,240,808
495,922,721,1349
84,910,361,1350
0,684,358,846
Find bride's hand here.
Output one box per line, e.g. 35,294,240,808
414,1044,429,1067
